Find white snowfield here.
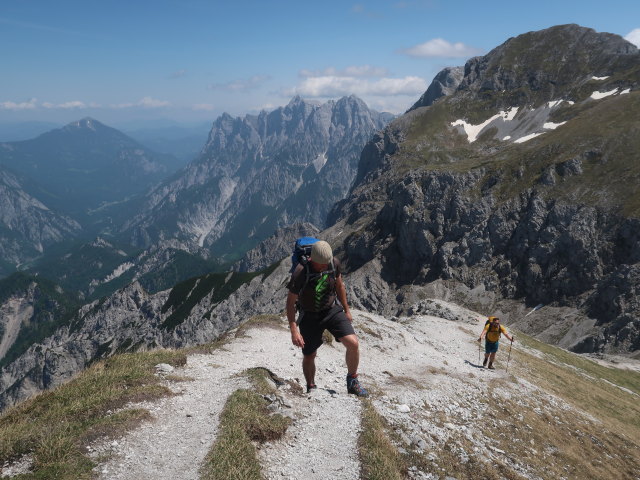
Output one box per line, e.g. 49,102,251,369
451,107,519,143
451,85,630,145
79,303,610,480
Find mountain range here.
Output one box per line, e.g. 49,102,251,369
119,95,392,260
0,24,639,414
0,119,184,274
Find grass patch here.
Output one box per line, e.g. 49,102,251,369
359,399,405,480
199,369,291,480
513,332,640,438
161,265,278,331
476,388,640,480
0,349,187,479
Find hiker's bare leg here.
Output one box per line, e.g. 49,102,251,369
488,352,497,366
340,334,360,375
302,352,316,386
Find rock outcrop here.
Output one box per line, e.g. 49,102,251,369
327,25,640,356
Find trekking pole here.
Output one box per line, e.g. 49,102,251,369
506,338,513,373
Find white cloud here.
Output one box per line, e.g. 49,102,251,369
111,97,170,109
138,96,170,108
300,65,389,78
289,75,427,98
625,28,640,47
0,98,37,110
208,75,270,92
42,100,86,109
400,38,483,58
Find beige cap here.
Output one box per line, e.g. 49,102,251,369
310,240,333,264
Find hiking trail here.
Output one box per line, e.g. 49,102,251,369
86,304,608,479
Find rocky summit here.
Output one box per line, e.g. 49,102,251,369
327,24,640,356
120,95,392,260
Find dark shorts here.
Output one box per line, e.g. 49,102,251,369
485,341,499,354
299,304,355,356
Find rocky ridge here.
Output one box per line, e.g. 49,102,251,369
325,24,640,356
120,95,392,258
0,259,291,412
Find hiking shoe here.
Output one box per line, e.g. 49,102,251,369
488,364,495,370
482,358,488,367
306,384,317,393
346,375,368,397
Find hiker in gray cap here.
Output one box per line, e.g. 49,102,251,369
286,240,368,396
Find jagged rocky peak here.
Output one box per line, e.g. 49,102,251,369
122,94,392,256
408,66,465,111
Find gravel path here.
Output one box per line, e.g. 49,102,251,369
91,302,540,479
93,314,368,480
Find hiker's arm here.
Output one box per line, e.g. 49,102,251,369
286,291,305,348
478,325,488,342
502,326,514,342
335,275,352,322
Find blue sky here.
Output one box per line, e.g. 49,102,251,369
1,0,639,126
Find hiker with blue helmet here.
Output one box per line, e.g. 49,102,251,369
286,240,368,397
478,316,514,369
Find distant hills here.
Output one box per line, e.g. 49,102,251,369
0,118,181,220
0,121,61,142
0,118,188,275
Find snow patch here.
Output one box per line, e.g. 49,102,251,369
620,88,631,95
451,107,519,143
514,132,543,143
592,76,610,81
590,88,619,100
543,121,566,130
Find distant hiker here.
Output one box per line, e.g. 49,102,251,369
478,316,514,369
286,240,368,397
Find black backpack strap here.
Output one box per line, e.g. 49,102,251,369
297,263,311,296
